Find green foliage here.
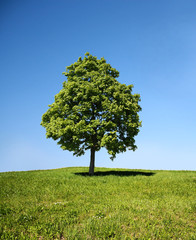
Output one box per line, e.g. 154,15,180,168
0,167,195,239
41,53,141,160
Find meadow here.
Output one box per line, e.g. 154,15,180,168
0,167,195,239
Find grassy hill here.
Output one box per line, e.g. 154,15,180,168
0,167,195,239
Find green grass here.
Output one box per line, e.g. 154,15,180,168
0,167,195,239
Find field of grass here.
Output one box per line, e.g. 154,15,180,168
0,167,195,239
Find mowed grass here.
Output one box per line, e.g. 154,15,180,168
0,167,195,239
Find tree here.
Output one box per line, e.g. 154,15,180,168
41,53,142,175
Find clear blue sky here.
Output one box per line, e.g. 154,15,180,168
0,0,196,172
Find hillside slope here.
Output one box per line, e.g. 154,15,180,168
0,167,195,239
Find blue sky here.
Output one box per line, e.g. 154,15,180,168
0,0,196,172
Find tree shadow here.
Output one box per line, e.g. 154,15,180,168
75,170,155,177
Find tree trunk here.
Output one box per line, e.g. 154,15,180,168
89,147,95,176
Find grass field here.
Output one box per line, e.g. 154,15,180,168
0,167,195,239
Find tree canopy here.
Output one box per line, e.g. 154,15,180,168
41,53,142,175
